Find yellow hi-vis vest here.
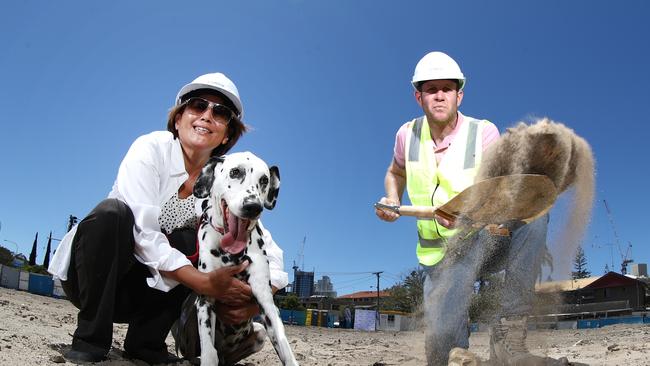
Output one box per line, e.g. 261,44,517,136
405,115,488,266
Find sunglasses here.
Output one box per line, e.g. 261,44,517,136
183,97,237,124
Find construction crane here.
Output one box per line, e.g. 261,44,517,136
621,241,633,275
293,235,306,271
602,199,633,275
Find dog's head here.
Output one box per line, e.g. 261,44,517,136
194,151,280,254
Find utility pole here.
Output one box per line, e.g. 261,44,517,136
373,271,383,330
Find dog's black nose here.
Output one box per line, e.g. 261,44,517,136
242,197,263,218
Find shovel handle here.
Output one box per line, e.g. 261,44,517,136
397,206,459,222
396,205,436,218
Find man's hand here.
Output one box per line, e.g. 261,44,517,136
215,301,260,325
434,213,456,229
375,197,400,222
378,161,406,222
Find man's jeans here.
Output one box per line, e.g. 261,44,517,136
422,215,548,366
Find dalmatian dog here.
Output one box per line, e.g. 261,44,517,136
192,152,298,366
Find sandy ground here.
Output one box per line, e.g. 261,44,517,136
0,286,648,366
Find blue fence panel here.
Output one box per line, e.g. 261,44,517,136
327,313,337,328
279,309,306,326
28,273,54,296
600,316,643,327
577,319,600,329
644,316,650,324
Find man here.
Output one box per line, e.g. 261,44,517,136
376,51,549,365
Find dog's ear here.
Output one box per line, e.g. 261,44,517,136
193,156,224,198
264,165,280,210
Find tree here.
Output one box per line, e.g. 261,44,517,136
382,268,425,314
280,293,305,311
571,245,591,279
42,231,52,268
28,232,38,266
0,246,13,266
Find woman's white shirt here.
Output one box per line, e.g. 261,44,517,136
48,131,288,292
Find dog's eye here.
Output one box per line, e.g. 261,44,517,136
229,168,243,179
259,176,269,186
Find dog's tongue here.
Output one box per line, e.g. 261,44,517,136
221,213,249,254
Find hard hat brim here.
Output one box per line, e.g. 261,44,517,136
411,79,466,91
175,82,244,118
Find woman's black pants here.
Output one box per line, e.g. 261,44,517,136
61,198,192,356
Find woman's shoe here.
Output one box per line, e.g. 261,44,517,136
64,349,107,363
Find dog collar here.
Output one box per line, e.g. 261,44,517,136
209,217,225,235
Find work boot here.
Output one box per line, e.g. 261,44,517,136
488,317,569,366
448,347,490,365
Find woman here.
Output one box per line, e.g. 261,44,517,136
48,73,288,364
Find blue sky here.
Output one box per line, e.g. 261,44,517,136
1,1,648,295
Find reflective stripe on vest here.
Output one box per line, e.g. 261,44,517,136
405,115,485,266
418,235,444,248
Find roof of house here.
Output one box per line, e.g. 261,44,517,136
535,277,598,293
337,290,391,299
535,271,649,293
585,271,648,289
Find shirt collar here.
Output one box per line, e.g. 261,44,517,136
170,136,188,177
426,111,465,152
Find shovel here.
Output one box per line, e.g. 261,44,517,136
375,174,558,227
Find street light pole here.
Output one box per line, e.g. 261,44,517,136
3,239,19,254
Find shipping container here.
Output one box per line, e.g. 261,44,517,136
327,313,337,328
28,273,54,296
0,264,20,289
293,310,306,326
52,278,66,298
311,309,320,326
319,311,329,327
305,309,312,326
19,271,29,291
556,321,577,330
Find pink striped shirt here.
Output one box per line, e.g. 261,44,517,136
393,112,500,168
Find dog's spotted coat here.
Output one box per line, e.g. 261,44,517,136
193,152,298,366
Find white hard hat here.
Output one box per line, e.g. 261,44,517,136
175,72,244,118
411,51,465,90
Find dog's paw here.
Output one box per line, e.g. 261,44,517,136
200,347,220,366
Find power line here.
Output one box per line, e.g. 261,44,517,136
330,275,376,289
316,271,382,276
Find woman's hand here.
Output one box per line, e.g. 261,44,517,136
163,262,253,306
204,261,253,306
164,261,272,325
206,261,264,325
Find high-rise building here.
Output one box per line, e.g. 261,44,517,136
292,268,314,298
631,263,648,277
314,275,337,297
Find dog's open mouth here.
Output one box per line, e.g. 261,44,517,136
220,199,250,255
